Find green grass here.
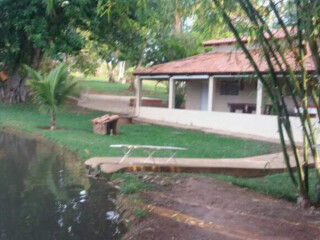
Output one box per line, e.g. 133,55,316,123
203,169,317,203
0,103,279,160
75,76,168,99
111,173,149,194
132,208,147,219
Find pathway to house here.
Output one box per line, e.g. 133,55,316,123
78,93,135,115
85,151,313,177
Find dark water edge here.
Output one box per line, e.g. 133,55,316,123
0,131,123,240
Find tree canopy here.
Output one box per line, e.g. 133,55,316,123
0,0,274,100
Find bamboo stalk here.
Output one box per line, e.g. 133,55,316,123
211,0,319,203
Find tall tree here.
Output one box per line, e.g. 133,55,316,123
94,0,164,90
0,0,94,103
95,0,207,89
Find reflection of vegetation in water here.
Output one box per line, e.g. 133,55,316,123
24,141,90,202
0,132,122,240
0,150,5,160
0,133,33,239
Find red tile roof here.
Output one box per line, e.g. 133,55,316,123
203,28,293,46
203,37,249,47
134,50,316,76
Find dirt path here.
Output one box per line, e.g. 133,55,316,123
78,93,135,115
123,176,320,240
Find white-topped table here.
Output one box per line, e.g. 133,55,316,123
110,144,187,165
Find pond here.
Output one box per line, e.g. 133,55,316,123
0,132,123,240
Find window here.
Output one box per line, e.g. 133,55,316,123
220,81,239,95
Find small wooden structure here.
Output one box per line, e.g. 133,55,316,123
91,114,119,135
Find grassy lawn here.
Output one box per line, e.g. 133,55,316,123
1,103,309,203
0,103,279,160
74,76,168,99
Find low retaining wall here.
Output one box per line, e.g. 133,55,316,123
130,98,168,108
137,107,320,143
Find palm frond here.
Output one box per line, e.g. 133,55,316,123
56,81,78,106
23,64,42,82
29,79,53,112
26,63,76,113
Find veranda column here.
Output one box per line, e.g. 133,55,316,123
208,76,215,111
256,79,263,115
135,77,142,115
168,77,175,109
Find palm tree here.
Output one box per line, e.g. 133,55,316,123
25,63,77,130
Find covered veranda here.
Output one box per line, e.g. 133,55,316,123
135,74,265,114
133,50,318,143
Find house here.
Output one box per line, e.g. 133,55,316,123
133,30,318,143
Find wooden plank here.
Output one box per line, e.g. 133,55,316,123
110,144,187,151
91,114,119,124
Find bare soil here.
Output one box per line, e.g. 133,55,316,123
122,175,320,240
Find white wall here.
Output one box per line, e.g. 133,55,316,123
185,80,202,110
138,107,320,143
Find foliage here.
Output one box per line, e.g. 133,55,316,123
111,173,149,195
68,32,101,76
133,208,147,219
0,0,95,102
0,0,93,70
25,63,76,129
70,31,122,81
212,0,320,206
92,0,233,88
144,32,203,66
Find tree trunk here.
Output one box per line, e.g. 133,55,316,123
128,46,145,92
106,62,116,83
50,109,56,130
174,0,181,34
118,61,126,83
128,75,136,92
108,71,115,83
0,47,43,103
0,71,27,104
31,48,43,69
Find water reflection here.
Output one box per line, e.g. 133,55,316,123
0,132,122,240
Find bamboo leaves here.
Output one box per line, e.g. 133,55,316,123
212,0,320,207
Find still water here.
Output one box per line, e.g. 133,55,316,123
0,132,122,240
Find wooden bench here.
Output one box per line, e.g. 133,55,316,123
228,103,256,113
228,103,273,114
110,144,187,165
